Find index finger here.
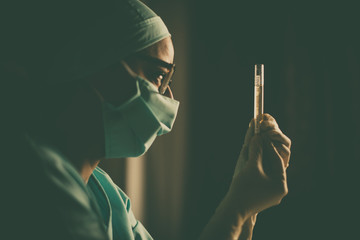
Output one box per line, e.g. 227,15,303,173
260,114,280,132
263,130,292,148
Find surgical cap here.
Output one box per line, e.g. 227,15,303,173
49,0,170,83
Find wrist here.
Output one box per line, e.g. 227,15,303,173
219,193,249,226
223,185,253,221
198,193,252,240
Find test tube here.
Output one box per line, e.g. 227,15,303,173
254,64,264,134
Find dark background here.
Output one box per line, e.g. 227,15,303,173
155,0,360,239
2,0,359,239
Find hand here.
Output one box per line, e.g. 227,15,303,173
198,114,291,240
227,114,291,219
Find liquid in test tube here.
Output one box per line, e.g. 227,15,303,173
254,64,264,134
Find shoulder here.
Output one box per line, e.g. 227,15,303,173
3,135,108,240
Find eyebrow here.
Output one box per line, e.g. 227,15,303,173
138,54,175,70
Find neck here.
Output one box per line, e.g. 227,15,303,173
80,159,101,183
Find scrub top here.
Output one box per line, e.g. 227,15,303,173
4,135,109,240
88,167,153,240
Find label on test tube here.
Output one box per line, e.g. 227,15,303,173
254,64,264,134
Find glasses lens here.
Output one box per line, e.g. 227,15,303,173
159,66,175,94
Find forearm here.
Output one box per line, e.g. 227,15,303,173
199,194,249,240
238,214,257,240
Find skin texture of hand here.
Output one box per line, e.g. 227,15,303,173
235,116,276,240
229,113,291,219
199,114,291,240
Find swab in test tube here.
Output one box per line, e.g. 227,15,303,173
254,64,264,134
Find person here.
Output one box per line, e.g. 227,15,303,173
2,0,291,239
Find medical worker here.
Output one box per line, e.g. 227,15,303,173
3,0,291,239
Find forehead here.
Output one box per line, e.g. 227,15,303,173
143,37,174,64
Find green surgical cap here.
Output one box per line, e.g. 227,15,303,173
49,0,170,83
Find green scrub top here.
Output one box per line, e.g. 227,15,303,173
5,135,109,240
88,167,153,240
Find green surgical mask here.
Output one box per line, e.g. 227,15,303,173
102,75,179,159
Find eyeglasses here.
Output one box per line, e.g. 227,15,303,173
137,55,176,95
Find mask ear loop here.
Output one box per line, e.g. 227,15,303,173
92,86,105,102
120,60,137,78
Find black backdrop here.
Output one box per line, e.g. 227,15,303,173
182,1,360,239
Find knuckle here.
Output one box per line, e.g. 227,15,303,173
287,137,292,147
274,180,288,197
282,184,289,196
262,113,273,121
281,145,291,157
266,130,280,136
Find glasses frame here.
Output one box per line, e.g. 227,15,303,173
137,54,176,95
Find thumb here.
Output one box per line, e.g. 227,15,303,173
233,119,256,176
248,135,263,169
244,119,255,147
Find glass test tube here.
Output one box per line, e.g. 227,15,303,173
254,64,264,134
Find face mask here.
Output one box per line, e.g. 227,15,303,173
102,75,179,159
